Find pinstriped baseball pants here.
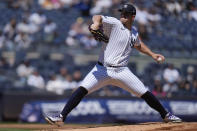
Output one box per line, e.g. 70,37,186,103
80,64,148,97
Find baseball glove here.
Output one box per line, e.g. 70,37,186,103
89,25,109,43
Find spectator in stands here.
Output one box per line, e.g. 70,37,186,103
179,80,192,95
3,18,17,40
152,86,166,98
163,82,178,97
163,64,180,83
16,60,34,86
66,17,96,48
0,58,9,70
188,4,197,21
64,74,78,89
72,70,82,87
152,79,166,97
44,20,57,34
46,74,65,95
72,70,82,82
148,8,162,24
60,0,73,9
65,35,78,47
75,0,92,17
39,0,53,10
6,0,33,10
135,7,150,40
14,32,32,49
57,67,68,81
46,71,79,94
80,34,98,49
50,74,78,91
67,17,84,38
165,0,183,16
135,7,149,25
163,64,180,95
137,24,148,40
18,0,33,10
27,70,45,89
44,19,57,43
16,16,39,34
192,79,197,94
16,60,34,78
186,65,195,83
16,19,35,34
90,0,112,15
29,11,46,26
186,0,195,11
108,0,122,17
39,0,67,10
65,17,84,46
75,17,90,35
0,30,5,49
16,11,45,34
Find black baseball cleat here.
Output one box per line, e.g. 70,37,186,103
163,112,182,123
45,114,64,127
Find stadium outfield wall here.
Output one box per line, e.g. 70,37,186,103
20,98,197,123
1,91,197,123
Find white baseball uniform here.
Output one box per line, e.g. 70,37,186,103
80,16,148,97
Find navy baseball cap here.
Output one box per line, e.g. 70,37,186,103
118,3,136,16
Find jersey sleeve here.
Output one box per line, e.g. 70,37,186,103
101,16,119,25
131,27,141,47
133,34,141,46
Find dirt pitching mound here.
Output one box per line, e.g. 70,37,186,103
69,122,197,131
0,122,196,131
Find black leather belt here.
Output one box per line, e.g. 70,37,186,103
97,61,104,66
97,61,121,68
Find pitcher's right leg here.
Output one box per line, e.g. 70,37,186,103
45,64,110,125
60,64,110,120
45,86,88,126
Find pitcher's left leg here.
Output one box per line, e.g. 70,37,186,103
115,67,181,122
114,67,148,97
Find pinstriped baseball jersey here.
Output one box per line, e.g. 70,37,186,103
98,16,141,67
80,15,148,97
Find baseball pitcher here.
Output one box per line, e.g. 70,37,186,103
45,3,182,126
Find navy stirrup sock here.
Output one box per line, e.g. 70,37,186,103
60,86,88,121
141,91,168,119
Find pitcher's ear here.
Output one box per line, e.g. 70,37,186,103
131,15,135,21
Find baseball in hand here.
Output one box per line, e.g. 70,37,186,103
157,57,163,63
